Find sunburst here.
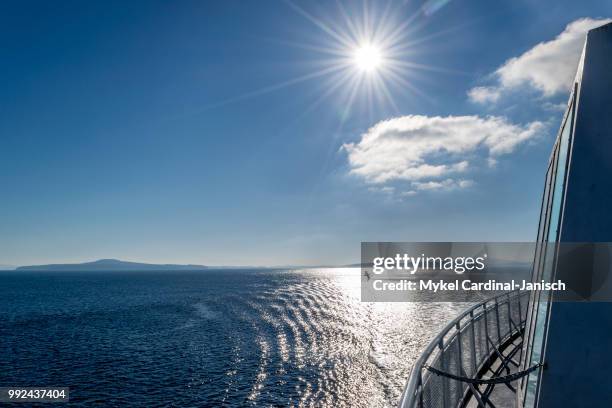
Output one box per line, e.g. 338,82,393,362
199,1,463,120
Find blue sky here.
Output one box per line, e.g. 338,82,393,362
1,0,611,267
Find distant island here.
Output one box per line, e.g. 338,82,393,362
9,259,366,271
16,259,208,271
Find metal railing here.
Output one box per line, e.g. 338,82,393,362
399,290,529,408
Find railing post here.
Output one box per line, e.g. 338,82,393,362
518,292,526,366
418,369,423,408
483,303,490,356
440,338,450,408
495,297,502,342
456,320,465,402
470,310,477,374
518,290,523,325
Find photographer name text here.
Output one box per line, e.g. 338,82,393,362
372,279,566,292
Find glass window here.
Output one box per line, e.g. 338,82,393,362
523,97,574,407
521,158,554,394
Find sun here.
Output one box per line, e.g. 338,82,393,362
353,44,383,72
215,1,453,118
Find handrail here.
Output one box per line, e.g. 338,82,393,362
398,290,529,408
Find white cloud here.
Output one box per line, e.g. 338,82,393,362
469,18,611,103
413,178,474,191
543,101,568,112
468,86,501,104
458,179,475,189
343,115,544,191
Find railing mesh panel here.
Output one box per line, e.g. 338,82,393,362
401,291,529,408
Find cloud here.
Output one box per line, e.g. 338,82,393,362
469,18,611,103
401,190,417,197
343,115,544,191
368,186,395,195
413,178,474,191
468,86,501,104
543,101,568,112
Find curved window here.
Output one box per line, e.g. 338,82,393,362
523,95,574,407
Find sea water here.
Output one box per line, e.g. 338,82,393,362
0,268,466,407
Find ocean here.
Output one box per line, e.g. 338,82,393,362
0,268,467,407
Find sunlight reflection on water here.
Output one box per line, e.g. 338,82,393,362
0,269,468,407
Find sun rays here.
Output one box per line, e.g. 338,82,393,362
194,0,463,122
275,0,463,121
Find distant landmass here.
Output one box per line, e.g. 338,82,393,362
16,259,208,271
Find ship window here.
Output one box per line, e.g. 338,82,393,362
523,95,574,407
